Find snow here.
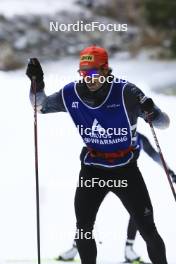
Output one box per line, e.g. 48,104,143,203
0,56,176,264
0,0,79,17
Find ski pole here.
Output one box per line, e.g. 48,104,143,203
147,114,176,202
31,70,41,264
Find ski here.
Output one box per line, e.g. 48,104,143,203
4,260,151,264
4,260,79,264
4,259,151,264
123,261,151,264
54,258,79,262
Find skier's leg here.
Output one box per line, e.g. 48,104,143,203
125,217,140,261
127,216,138,241
112,162,168,264
74,164,108,264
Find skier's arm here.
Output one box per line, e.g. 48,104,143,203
139,132,176,183
29,89,66,113
125,84,170,129
139,133,163,164
26,58,66,113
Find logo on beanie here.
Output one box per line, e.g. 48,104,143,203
80,54,94,62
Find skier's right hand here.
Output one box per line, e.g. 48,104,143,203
26,58,44,83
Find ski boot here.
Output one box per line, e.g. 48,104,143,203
124,240,141,263
57,241,78,261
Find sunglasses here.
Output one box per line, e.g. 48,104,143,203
78,69,100,78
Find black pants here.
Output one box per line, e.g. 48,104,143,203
127,216,138,241
74,162,168,264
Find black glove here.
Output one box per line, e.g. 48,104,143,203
139,97,159,122
168,169,176,183
26,58,44,92
26,58,43,81
140,97,154,112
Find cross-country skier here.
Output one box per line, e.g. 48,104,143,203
57,132,176,263
26,45,171,264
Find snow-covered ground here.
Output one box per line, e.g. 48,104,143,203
0,57,176,263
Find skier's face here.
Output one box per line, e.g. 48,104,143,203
79,66,109,91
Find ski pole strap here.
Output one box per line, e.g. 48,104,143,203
88,146,135,163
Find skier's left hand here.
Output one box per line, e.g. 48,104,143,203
168,170,176,183
140,97,154,112
139,97,159,121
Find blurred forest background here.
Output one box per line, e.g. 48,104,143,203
0,0,176,71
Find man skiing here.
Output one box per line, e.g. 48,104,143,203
26,45,170,264
57,132,176,263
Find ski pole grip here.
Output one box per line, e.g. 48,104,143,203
30,59,36,81
29,58,36,65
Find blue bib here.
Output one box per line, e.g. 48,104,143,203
62,80,136,167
